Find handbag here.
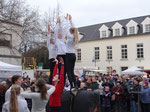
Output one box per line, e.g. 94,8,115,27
111,94,116,101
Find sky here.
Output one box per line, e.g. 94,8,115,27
26,0,150,27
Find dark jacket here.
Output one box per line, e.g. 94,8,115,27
102,91,111,107
73,88,99,112
61,90,72,112
129,84,140,102
102,80,114,91
91,82,99,91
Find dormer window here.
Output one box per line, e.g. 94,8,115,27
141,17,150,33
99,24,110,38
115,28,120,36
129,26,135,34
102,30,107,38
126,20,138,35
112,22,123,37
145,24,150,32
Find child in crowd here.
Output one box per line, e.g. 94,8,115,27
102,86,111,112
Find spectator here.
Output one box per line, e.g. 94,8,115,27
102,86,111,112
91,76,99,91
112,81,124,112
140,81,150,112
0,81,8,111
129,78,140,112
86,77,92,90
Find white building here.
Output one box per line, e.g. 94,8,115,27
76,15,150,74
0,20,22,65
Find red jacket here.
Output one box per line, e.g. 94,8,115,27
49,64,64,107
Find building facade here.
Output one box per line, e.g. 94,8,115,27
76,15,150,74
0,20,22,65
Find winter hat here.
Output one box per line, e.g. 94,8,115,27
105,86,110,91
143,81,149,86
128,80,133,85
8,77,12,79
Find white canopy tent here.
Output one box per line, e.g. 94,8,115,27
0,61,22,78
122,66,147,75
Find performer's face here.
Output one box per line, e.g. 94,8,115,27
53,75,59,82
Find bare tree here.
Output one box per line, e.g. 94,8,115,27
0,0,42,53
0,0,66,54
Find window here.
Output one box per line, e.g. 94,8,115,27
145,24,150,32
121,45,127,59
77,49,81,61
137,43,144,59
129,26,135,34
102,30,106,38
107,46,112,60
94,47,99,60
121,67,128,71
115,28,120,36
0,33,12,47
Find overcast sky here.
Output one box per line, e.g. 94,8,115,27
26,0,150,27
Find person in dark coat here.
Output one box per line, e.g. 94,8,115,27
0,82,8,112
102,78,114,91
60,89,72,112
91,76,99,91
129,78,140,112
72,82,99,112
112,81,124,112
86,77,92,90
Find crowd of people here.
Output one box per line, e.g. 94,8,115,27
72,70,150,112
0,14,150,112
0,70,150,112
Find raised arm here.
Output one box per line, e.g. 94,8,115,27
59,57,64,84
46,84,55,97
64,14,75,32
69,14,75,27
21,91,37,99
52,58,58,85
54,23,59,41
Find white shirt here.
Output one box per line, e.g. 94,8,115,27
21,85,55,112
65,19,76,53
2,96,29,112
47,34,57,59
5,85,24,102
54,23,67,55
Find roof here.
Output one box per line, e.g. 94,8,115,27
78,15,150,42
